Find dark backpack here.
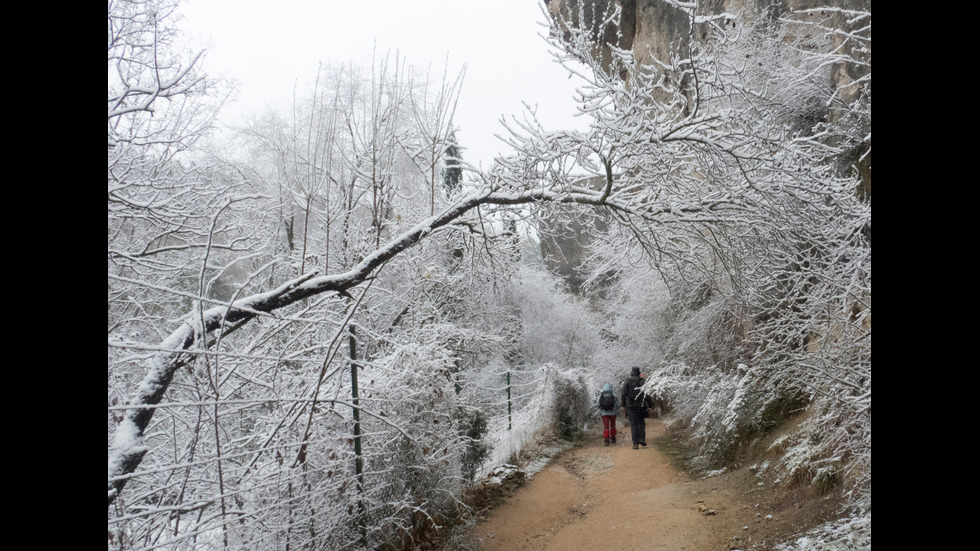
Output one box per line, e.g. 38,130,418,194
625,377,643,407
599,390,615,410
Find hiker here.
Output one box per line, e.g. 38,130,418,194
596,383,621,446
621,367,655,449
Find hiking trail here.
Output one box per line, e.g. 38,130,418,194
467,419,843,550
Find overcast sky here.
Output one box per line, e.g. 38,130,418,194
181,0,588,168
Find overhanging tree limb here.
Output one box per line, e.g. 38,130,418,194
107,182,741,506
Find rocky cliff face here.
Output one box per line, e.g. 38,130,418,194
536,203,610,296
548,0,870,104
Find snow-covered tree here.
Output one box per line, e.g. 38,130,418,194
108,1,870,548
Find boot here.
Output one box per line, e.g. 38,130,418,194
610,436,616,444
633,443,639,450
640,440,647,447
604,438,610,446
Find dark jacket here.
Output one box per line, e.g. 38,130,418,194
621,376,654,409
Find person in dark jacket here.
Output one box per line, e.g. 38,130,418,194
596,383,621,446
621,367,655,449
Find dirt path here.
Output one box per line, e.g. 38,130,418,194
468,420,746,551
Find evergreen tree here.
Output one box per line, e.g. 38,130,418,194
441,131,463,198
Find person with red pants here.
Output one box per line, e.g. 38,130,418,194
596,383,621,446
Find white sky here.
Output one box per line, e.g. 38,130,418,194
181,0,588,168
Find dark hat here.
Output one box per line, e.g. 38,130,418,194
630,366,641,376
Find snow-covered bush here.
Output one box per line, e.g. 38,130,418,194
550,369,592,441
457,407,492,483
775,511,872,551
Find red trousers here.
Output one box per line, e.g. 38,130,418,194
601,415,617,439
